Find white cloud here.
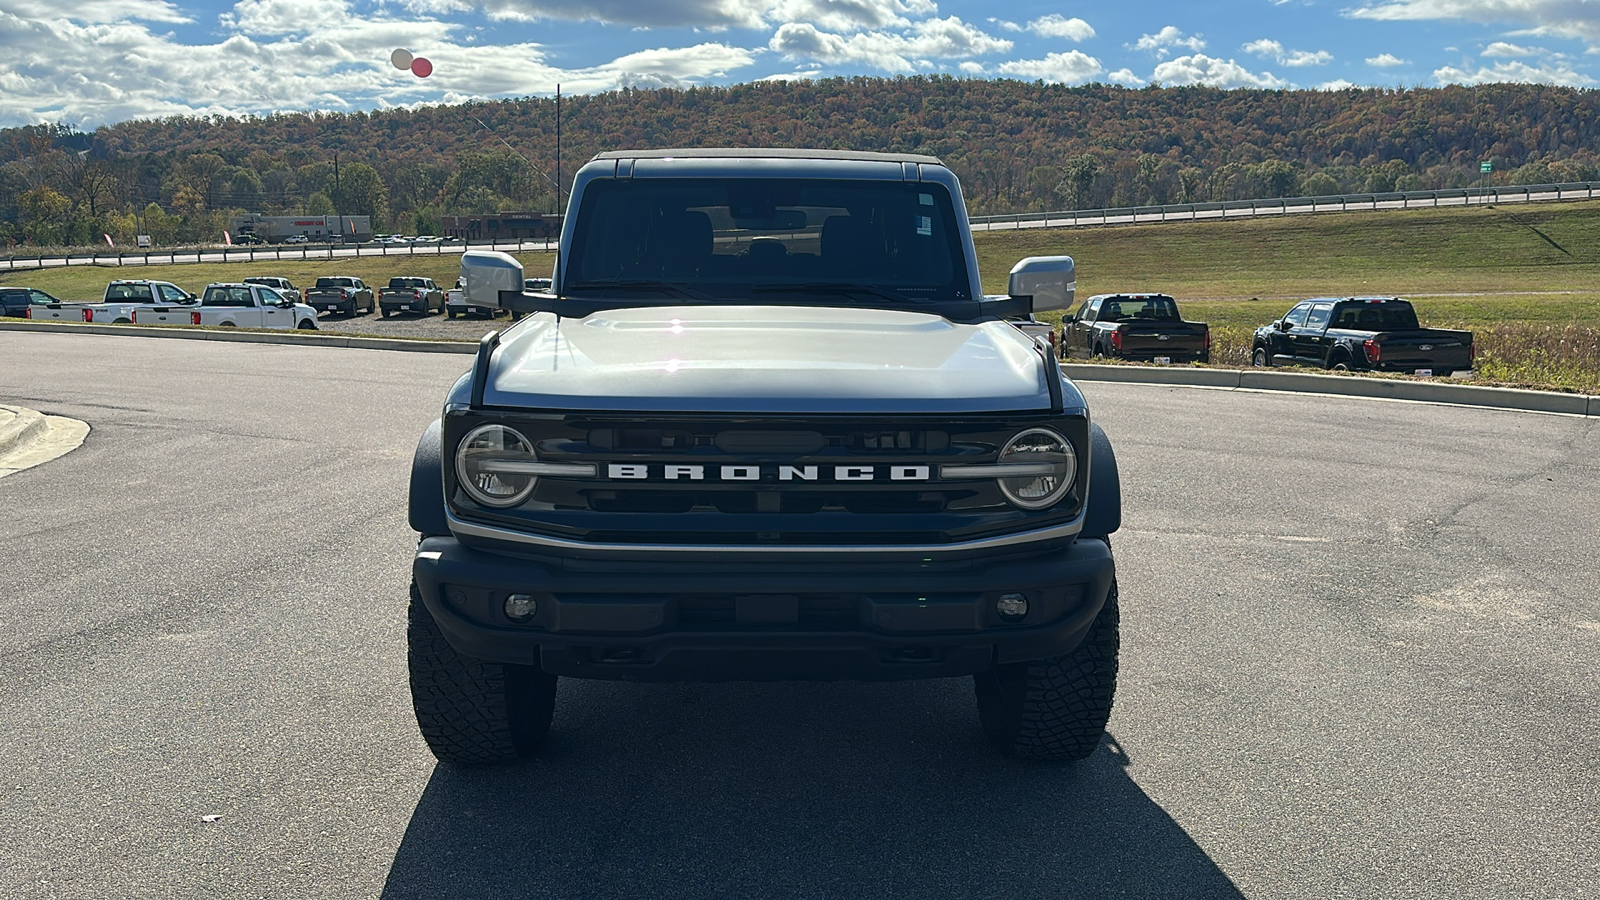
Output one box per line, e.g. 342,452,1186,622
1106,67,1146,86
1027,15,1094,41
1134,26,1204,57
1482,41,1542,57
458,0,939,30
1317,79,1358,89
769,17,1010,72
959,60,984,73
1347,0,1600,46
996,50,1103,82
1243,38,1283,57
1284,50,1332,66
988,18,1022,32
1152,54,1289,89
1433,59,1595,86
1366,52,1408,66
757,68,821,80
1243,38,1330,67
1,0,189,23
0,0,759,128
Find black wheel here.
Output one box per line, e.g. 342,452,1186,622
381,307,393,318
346,299,357,317
446,309,457,319
510,310,525,322
408,581,557,764
1252,346,1270,367
1331,358,1352,372
1091,343,1105,359
974,581,1119,761
366,297,376,314
114,318,131,325
296,319,317,330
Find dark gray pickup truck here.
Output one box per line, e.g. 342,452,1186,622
1252,297,1473,376
1060,293,1209,363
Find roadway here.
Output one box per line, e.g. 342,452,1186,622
1,332,1595,899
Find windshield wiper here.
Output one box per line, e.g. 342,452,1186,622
565,280,711,300
752,282,920,305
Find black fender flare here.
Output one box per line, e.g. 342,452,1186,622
1082,422,1121,539
409,418,449,537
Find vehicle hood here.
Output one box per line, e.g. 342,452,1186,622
482,305,1059,414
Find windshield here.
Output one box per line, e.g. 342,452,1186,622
564,178,970,302
1098,296,1179,322
390,278,424,288
1333,302,1420,330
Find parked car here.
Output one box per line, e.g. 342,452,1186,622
1252,297,1474,376
132,283,319,330
29,280,195,324
233,233,265,246
380,277,445,317
1,287,68,318
1008,314,1057,353
305,277,375,316
1060,293,1210,363
243,276,301,303
283,234,310,245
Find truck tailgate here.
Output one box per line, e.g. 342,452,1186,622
1378,330,1473,373
1119,324,1207,356
133,307,193,325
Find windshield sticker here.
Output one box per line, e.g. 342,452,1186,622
916,215,933,236
919,193,933,205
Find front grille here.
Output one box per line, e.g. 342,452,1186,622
447,412,1087,547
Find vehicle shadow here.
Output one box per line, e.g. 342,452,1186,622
381,679,1243,899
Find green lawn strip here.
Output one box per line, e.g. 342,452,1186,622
974,200,1600,299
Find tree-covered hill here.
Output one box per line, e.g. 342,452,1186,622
5,77,1598,247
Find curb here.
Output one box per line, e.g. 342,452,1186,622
4,320,1596,418
0,405,47,456
0,319,478,354
1061,364,1600,417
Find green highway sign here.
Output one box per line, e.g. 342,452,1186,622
1480,161,1493,173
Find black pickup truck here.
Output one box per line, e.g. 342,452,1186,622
1252,297,1473,376
1060,293,1210,363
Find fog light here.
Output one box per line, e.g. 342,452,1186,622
504,593,538,622
996,593,1029,620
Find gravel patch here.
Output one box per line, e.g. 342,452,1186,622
310,307,513,340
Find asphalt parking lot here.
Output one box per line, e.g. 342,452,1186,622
1,331,1596,899
313,304,511,340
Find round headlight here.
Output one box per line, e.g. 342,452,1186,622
996,428,1076,509
456,424,539,508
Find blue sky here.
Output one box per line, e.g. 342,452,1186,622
2,0,1598,129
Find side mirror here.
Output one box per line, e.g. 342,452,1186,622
1276,320,1291,332
462,249,525,310
1007,256,1075,313
279,299,295,308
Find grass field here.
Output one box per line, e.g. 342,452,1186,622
6,200,1599,392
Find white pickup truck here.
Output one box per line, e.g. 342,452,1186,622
132,282,319,329
25,280,196,324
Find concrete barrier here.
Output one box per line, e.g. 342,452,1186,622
0,319,478,354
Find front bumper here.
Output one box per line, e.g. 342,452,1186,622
412,535,1115,682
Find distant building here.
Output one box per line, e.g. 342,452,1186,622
441,212,562,242
230,214,373,243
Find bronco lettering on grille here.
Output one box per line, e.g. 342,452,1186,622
605,464,932,482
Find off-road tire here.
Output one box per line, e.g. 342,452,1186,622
974,581,1119,761
407,581,557,763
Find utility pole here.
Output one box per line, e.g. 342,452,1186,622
333,152,343,240
556,84,563,222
